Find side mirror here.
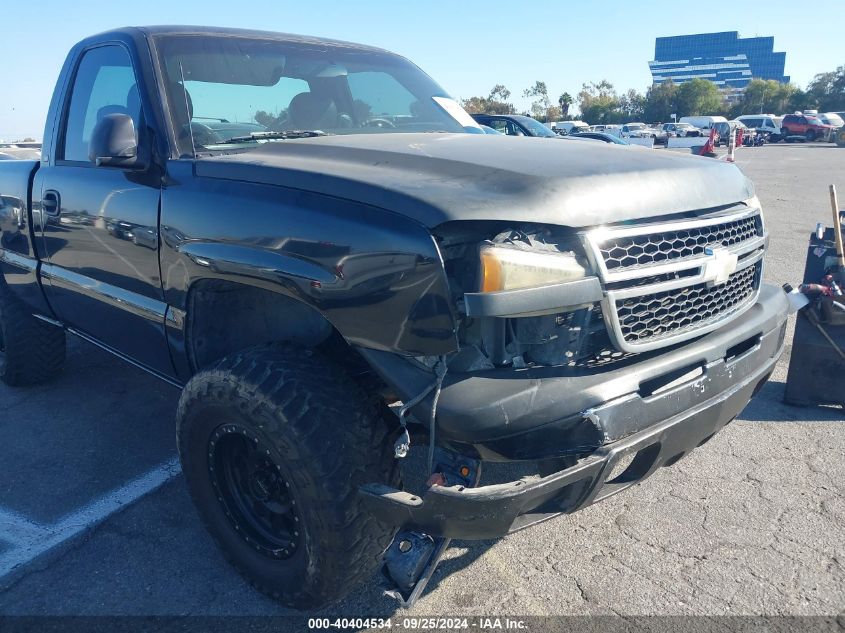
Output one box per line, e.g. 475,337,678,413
89,113,142,168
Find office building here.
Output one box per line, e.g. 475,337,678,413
649,32,788,88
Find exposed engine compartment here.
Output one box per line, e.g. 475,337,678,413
434,222,632,372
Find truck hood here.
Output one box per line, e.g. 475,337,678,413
195,133,754,228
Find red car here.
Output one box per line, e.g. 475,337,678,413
781,114,834,141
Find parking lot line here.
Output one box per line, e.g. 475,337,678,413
0,510,49,546
0,457,181,580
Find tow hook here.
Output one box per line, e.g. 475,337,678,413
381,449,481,608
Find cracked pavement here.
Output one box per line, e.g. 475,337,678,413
0,143,843,617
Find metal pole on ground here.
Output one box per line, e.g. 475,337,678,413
830,185,845,269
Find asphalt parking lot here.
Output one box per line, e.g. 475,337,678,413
0,142,843,619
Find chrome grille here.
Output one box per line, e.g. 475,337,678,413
616,264,759,344
599,215,762,271
584,206,766,353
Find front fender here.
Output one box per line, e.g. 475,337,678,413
160,164,458,356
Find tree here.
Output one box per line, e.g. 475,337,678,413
787,88,812,114
461,85,516,115
674,79,725,117
254,109,287,130
731,79,797,117
578,80,624,124
805,66,845,112
558,92,573,118
643,80,678,123
620,89,646,121
523,81,552,120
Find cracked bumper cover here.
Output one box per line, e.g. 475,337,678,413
359,284,788,540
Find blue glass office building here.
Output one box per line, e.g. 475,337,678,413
649,32,788,88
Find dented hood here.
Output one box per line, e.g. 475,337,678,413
196,133,755,228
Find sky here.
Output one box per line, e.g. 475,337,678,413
2,0,843,140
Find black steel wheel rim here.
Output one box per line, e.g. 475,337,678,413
208,423,300,559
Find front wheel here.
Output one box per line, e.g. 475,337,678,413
177,344,400,608
806,130,816,142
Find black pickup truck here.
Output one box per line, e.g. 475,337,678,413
0,26,788,608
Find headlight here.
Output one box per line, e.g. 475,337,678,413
744,194,760,210
479,244,587,292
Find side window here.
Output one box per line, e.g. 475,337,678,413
62,45,140,163
487,119,508,134
505,121,524,136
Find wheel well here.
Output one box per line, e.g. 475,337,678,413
187,279,335,371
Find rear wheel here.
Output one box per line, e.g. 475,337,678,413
177,344,400,608
0,288,65,386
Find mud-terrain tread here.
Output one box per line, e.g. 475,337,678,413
0,287,65,386
177,344,400,608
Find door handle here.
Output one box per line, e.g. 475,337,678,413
43,190,61,217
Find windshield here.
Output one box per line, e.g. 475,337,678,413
155,34,481,155
626,123,646,130
512,116,558,137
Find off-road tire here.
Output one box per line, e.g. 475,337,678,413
177,344,400,608
0,288,66,386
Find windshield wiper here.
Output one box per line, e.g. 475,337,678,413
215,130,330,144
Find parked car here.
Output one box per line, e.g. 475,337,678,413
713,121,751,147
620,123,651,138
647,126,669,144
566,131,631,144
470,113,559,137
817,113,844,130
678,115,728,131
0,25,787,610
552,120,589,135
736,115,784,142
661,122,703,137
620,123,666,145
781,114,834,141
588,124,621,135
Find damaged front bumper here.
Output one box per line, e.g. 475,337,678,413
359,284,788,540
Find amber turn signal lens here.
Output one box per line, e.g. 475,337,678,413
480,249,504,293
478,244,587,292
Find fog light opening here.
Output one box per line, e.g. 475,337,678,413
605,453,636,483
606,443,662,485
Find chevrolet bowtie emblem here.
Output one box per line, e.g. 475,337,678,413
703,246,738,286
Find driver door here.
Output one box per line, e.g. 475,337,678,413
33,43,172,375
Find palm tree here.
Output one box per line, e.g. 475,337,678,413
558,93,573,118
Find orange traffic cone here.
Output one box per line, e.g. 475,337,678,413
699,127,717,157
